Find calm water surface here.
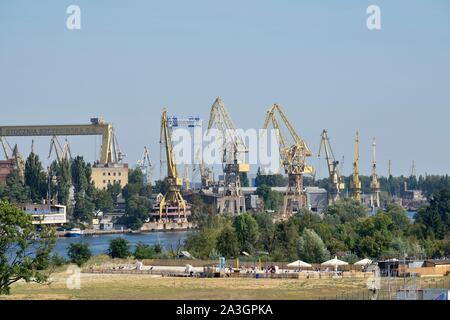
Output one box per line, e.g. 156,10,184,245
53,231,191,258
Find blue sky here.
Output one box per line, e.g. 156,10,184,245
0,0,449,179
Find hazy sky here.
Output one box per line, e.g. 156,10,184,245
1,0,449,180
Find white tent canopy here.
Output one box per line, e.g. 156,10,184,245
322,256,348,272
287,260,312,268
354,258,373,266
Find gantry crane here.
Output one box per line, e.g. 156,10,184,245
370,137,380,209
207,97,249,214
318,130,345,204
351,132,362,203
262,104,314,216
137,146,152,185
153,108,190,223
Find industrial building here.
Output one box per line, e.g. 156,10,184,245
91,163,129,190
0,159,15,184
18,202,67,225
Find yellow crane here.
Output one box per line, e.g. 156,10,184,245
370,138,381,208
207,97,249,214
262,104,314,216
155,108,190,223
352,131,362,203
318,129,345,203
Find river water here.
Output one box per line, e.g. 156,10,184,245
53,231,191,258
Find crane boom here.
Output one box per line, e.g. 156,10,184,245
207,97,248,214
318,129,345,203
262,104,313,216
154,108,190,223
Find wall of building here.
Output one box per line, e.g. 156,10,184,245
91,163,129,190
0,159,15,184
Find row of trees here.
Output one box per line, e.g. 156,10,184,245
185,189,450,262
0,150,157,229
255,167,450,201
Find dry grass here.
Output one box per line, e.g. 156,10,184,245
3,269,448,300
2,271,368,300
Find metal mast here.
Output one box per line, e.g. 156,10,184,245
370,137,381,209
352,131,362,203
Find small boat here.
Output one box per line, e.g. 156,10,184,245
64,228,83,237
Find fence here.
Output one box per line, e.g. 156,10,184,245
324,276,450,300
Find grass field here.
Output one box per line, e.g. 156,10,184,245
3,271,371,300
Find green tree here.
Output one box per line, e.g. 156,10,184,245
239,172,250,187
153,178,169,195
107,181,122,203
0,169,30,203
71,156,95,223
233,213,260,253
108,237,130,259
134,242,157,259
0,201,56,295
67,243,92,266
73,192,95,222
124,195,151,230
24,152,47,202
71,156,91,193
273,220,300,261
129,168,144,185
216,224,240,258
93,189,114,213
323,198,368,224
256,185,283,211
253,213,275,253
414,189,450,239
55,158,72,205
297,228,330,263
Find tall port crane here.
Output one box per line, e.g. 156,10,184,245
137,146,152,185
207,97,249,214
351,131,362,203
370,137,381,209
262,104,314,216
193,149,213,190
318,129,345,203
154,108,190,223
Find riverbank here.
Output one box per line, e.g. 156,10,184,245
56,221,197,237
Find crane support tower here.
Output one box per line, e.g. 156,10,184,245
370,137,381,209
318,129,345,204
207,97,248,215
152,108,191,223
262,104,314,217
352,131,362,203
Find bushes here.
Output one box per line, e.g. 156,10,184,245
68,243,92,266
134,242,162,260
108,237,130,259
